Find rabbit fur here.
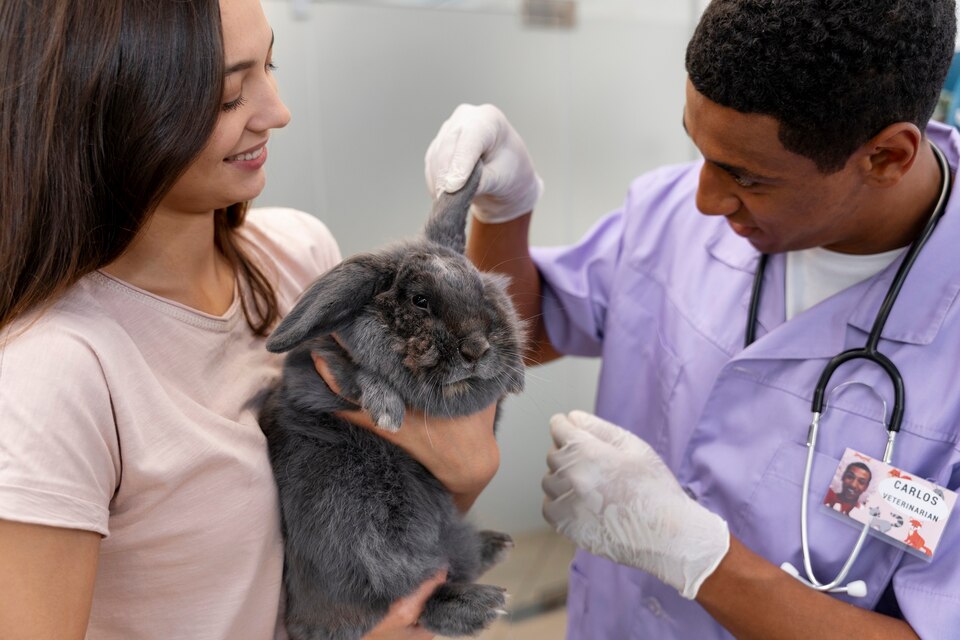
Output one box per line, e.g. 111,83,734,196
258,163,526,640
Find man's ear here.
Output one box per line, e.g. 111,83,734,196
858,122,923,187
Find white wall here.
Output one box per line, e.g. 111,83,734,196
257,0,701,533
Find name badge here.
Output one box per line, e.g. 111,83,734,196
821,448,957,561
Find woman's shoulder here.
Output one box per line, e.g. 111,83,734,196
241,207,343,308
2,286,118,367
242,207,342,274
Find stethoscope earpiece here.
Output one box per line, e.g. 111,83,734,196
844,580,869,598
780,562,869,598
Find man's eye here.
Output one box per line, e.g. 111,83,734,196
733,174,757,188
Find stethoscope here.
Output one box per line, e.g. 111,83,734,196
743,143,951,598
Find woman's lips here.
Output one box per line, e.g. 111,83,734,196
225,144,267,170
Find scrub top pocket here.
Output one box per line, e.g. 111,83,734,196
732,439,902,607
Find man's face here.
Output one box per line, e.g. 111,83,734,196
682,79,875,255
840,466,871,503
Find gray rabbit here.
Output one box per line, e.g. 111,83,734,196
258,163,526,640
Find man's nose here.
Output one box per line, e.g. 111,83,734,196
695,163,741,217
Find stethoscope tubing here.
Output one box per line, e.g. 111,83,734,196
812,350,905,433
798,412,898,592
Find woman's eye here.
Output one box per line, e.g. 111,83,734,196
221,94,247,113
412,295,430,310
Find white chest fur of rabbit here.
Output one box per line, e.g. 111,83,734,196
258,163,525,640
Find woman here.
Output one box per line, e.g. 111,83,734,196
0,1,498,638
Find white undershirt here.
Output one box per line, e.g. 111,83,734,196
785,246,907,320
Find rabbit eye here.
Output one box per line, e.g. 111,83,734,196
412,294,430,310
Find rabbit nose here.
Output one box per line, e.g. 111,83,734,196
459,336,490,364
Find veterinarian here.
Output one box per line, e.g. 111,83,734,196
0,1,499,638
824,463,873,515
424,0,960,638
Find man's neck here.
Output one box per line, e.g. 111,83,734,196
861,141,948,253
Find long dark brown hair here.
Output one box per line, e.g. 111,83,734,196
0,0,279,335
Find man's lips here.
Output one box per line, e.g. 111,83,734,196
728,219,758,237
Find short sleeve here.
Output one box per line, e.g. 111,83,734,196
0,322,119,536
530,209,625,356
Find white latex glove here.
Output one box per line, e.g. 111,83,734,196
542,411,730,600
424,103,544,223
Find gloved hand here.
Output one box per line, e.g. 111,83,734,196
542,411,730,600
424,103,544,223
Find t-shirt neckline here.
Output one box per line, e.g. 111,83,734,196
89,270,243,332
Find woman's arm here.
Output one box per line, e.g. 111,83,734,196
0,520,100,639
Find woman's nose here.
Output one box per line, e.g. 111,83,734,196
250,79,291,132
695,163,741,217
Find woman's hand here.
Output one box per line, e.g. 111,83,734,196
312,353,500,511
361,569,447,640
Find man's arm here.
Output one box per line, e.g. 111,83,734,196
697,536,918,639
466,213,561,366
543,411,921,640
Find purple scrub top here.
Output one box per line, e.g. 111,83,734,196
531,121,960,639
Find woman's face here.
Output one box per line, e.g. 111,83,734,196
159,0,290,215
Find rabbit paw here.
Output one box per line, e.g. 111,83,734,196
357,374,406,432
373,411,402,432
478,530,514,571
419,583,507,637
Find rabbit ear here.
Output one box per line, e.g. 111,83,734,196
266,253,396,353
423,160,483,254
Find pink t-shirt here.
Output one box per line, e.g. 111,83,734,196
0,208,341,639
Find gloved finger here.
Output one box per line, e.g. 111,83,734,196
424,132,471,197
548,413,568,449
568,410,640,451
546,444,580,474
549,412,599,449
424,104,498,196
542,493,575,530
444,134,495,195
545,435,595,476
543,490,603,534
545,449,606,500
541,470,574,499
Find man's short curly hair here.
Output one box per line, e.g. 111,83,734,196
686,0,957,173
